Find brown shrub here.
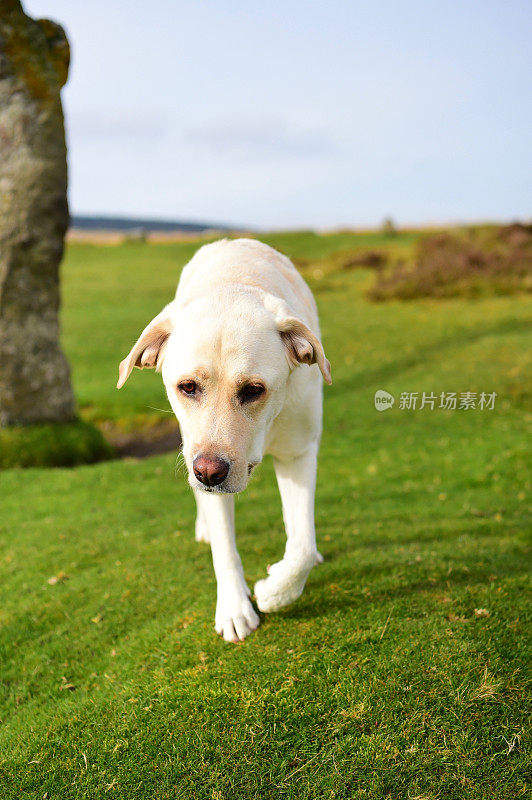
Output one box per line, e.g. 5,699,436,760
339,250,387,271
497,222,532,247
368,225,532,301
292,256,312,270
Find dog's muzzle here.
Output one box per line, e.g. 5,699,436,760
193,455,230,488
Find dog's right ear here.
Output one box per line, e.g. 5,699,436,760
117,305,174,389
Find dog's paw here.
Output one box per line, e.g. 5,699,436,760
254,557,314,613
215,583,260,643
315,551,324,564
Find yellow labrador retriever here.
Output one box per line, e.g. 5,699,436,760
117,239,331,642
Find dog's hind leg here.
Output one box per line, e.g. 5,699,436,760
254,440,320,613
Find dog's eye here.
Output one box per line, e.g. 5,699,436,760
239,383,265,403
178,380,198,397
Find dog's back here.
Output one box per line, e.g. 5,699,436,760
176,238,319,334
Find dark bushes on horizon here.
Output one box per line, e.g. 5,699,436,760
367,224,532,301
340,250,387,270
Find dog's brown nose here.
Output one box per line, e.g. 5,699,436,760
193,455,230,487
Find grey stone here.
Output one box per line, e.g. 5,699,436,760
0,0,75,426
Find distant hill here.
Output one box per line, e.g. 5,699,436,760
70,215,233,233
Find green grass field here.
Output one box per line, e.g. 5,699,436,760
1,231,530,798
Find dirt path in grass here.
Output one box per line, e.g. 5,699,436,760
97,419,182,459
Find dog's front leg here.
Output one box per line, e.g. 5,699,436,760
194,489,210,542
196,490,260,642
255,441,320,613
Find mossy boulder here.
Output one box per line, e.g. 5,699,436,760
0,1,75,426
0,419,114,469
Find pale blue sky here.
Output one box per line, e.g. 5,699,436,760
25,0,531,229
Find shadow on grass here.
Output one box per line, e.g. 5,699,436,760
280,558,529,621
317,516,519,565
322,523,523,559
0,419,113,469
335,316,530,396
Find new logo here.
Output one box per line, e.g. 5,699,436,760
374,390,395,411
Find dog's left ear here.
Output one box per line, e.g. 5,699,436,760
276,313,332,385
117,305,174,389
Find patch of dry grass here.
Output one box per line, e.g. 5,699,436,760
367,224,532,301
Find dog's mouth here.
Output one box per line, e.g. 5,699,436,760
248,462,259,475
199,484,231,494
195,482,241,495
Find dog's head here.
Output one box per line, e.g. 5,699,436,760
117,291,331,493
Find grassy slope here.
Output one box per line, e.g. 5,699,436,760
0,233,531,799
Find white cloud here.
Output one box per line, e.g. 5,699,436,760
183,120,336,161
67,110,167,141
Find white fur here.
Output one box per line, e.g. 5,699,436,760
118,239,330,642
